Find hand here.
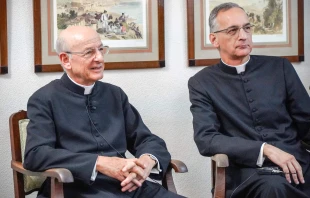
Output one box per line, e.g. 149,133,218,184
263,144,305,184
96,156,142,187
120,155,157,192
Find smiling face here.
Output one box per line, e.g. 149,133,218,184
209,7,253,65
59,26,105,86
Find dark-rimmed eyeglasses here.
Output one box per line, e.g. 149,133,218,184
213,24,254,36
65,45,109,59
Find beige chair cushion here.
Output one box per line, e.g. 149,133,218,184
19,119,46,193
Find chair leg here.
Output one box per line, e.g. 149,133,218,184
13,171,25,198
162,167,177,193
214,167,225,198
51,178,64,198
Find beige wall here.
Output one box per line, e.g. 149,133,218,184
0,1,309,197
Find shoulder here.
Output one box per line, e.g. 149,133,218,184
30,79,60,98
27,79,62,106
95,81,124,93
251,55,288,64
190,64,219,81
95,81,128,99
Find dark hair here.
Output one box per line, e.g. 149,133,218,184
209,2,244,33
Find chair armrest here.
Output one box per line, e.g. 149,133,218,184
162,159,188,194
11,160,74,183
169,159,188,173
211,154,229,168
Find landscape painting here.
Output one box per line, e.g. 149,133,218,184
54,0,148,48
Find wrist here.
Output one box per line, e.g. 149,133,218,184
96,156,107,171
143,154,157,167
263,143,273,157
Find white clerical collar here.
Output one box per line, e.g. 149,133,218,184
222,57,250,74
67,74,95,95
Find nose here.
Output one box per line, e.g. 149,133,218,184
238,27,248,40
93,49,104,61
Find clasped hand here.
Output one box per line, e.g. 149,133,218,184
96,155,156,192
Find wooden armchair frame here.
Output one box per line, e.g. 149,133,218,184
9,110,188,198
211,154,229,198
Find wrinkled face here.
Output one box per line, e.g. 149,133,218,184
210,7,253,64
62,30,105,86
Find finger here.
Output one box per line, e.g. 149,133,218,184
121,182,136,192
282,165,291,183
122,161,137,172
291,160,305,184
131,178,142,187
128,178,145,192
135,160,147,169
115,174,126,182
121,173,137,186
131,166,146,179
287,162,299,184
128,185,138,192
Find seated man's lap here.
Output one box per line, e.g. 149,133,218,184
134,181,185,198
226,167,310,198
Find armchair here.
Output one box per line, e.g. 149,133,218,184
9,110,188,198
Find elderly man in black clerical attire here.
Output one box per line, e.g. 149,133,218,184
24,26,184,198
188,2,310,198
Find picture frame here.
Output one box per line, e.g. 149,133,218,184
187,0,304,67
33,0,165,72
0,0,8,74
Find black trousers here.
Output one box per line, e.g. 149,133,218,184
225,163,310,198
38,179,185,198
132,181,186,198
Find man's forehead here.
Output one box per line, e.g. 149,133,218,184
217,8,249,26
70,37,102,49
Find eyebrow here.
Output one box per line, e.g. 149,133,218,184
83,43,104,51
226,23,251,29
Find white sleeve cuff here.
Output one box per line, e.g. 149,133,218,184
140,153,162,174
256,142,266,167
91,159,98,181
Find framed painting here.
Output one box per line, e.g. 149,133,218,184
187,0,304,66
0,0,8,74
33,0,165,72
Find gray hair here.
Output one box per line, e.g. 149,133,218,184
55,35,71,54
55,34,72,71
209,2,245,33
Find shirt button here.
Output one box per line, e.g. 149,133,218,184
100,143,104,147
263,134,267,137
248,99,254,103
243,79,249,83
95,133,99,137
240,72,245,76
246,89,252,93
255,119,260,124
252,108,257,112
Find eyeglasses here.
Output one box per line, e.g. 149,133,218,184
213,24,254,36
65,45,109,59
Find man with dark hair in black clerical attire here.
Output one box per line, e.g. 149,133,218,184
24,26,184,198
188,2,310,198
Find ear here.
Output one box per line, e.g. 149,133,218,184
209,33,219,48
59,53,71,70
